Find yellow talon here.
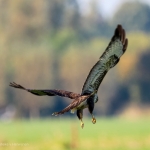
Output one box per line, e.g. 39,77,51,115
80,120,84,128
92,117,96,124
81,122,84,128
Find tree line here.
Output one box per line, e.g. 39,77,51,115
0,0,150,118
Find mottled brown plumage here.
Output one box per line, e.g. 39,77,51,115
10,25,128,128
9,82,80,99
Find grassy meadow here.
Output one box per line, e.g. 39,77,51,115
0,117,150,150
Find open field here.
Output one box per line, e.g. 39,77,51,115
0,117,150,150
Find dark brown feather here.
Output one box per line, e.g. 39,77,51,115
52,95,90,116
52,91,97,116
100,24,128,59
9,82,80,99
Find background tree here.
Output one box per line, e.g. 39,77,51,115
132,51,150,104
1,0,150,118
111,2,150,32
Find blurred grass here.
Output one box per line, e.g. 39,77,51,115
0,117,150,150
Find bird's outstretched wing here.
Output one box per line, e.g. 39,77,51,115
82,25,128,94
52,90,97,116
9,82,80,99
52,95,90,116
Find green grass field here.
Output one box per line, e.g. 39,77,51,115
0,117,150,150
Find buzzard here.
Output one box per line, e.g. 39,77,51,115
10,25,128,128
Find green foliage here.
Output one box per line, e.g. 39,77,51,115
50,29,78,53
2,31,150,117
1,0,150,118
112,2,150,32
0,118,150,150
133,51,150,103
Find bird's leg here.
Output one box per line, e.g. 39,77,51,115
91,114,96,124
87,96,96,124
80,118,84,128
77,109,84,128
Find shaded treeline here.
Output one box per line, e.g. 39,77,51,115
0,0,150,118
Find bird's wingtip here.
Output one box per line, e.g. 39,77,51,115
52,112,58,116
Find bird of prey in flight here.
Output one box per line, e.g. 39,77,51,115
10,25,128,128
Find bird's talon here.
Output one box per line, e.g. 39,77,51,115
81,122,84,128
92,118,96,124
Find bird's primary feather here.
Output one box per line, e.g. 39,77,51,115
9,82,80,99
